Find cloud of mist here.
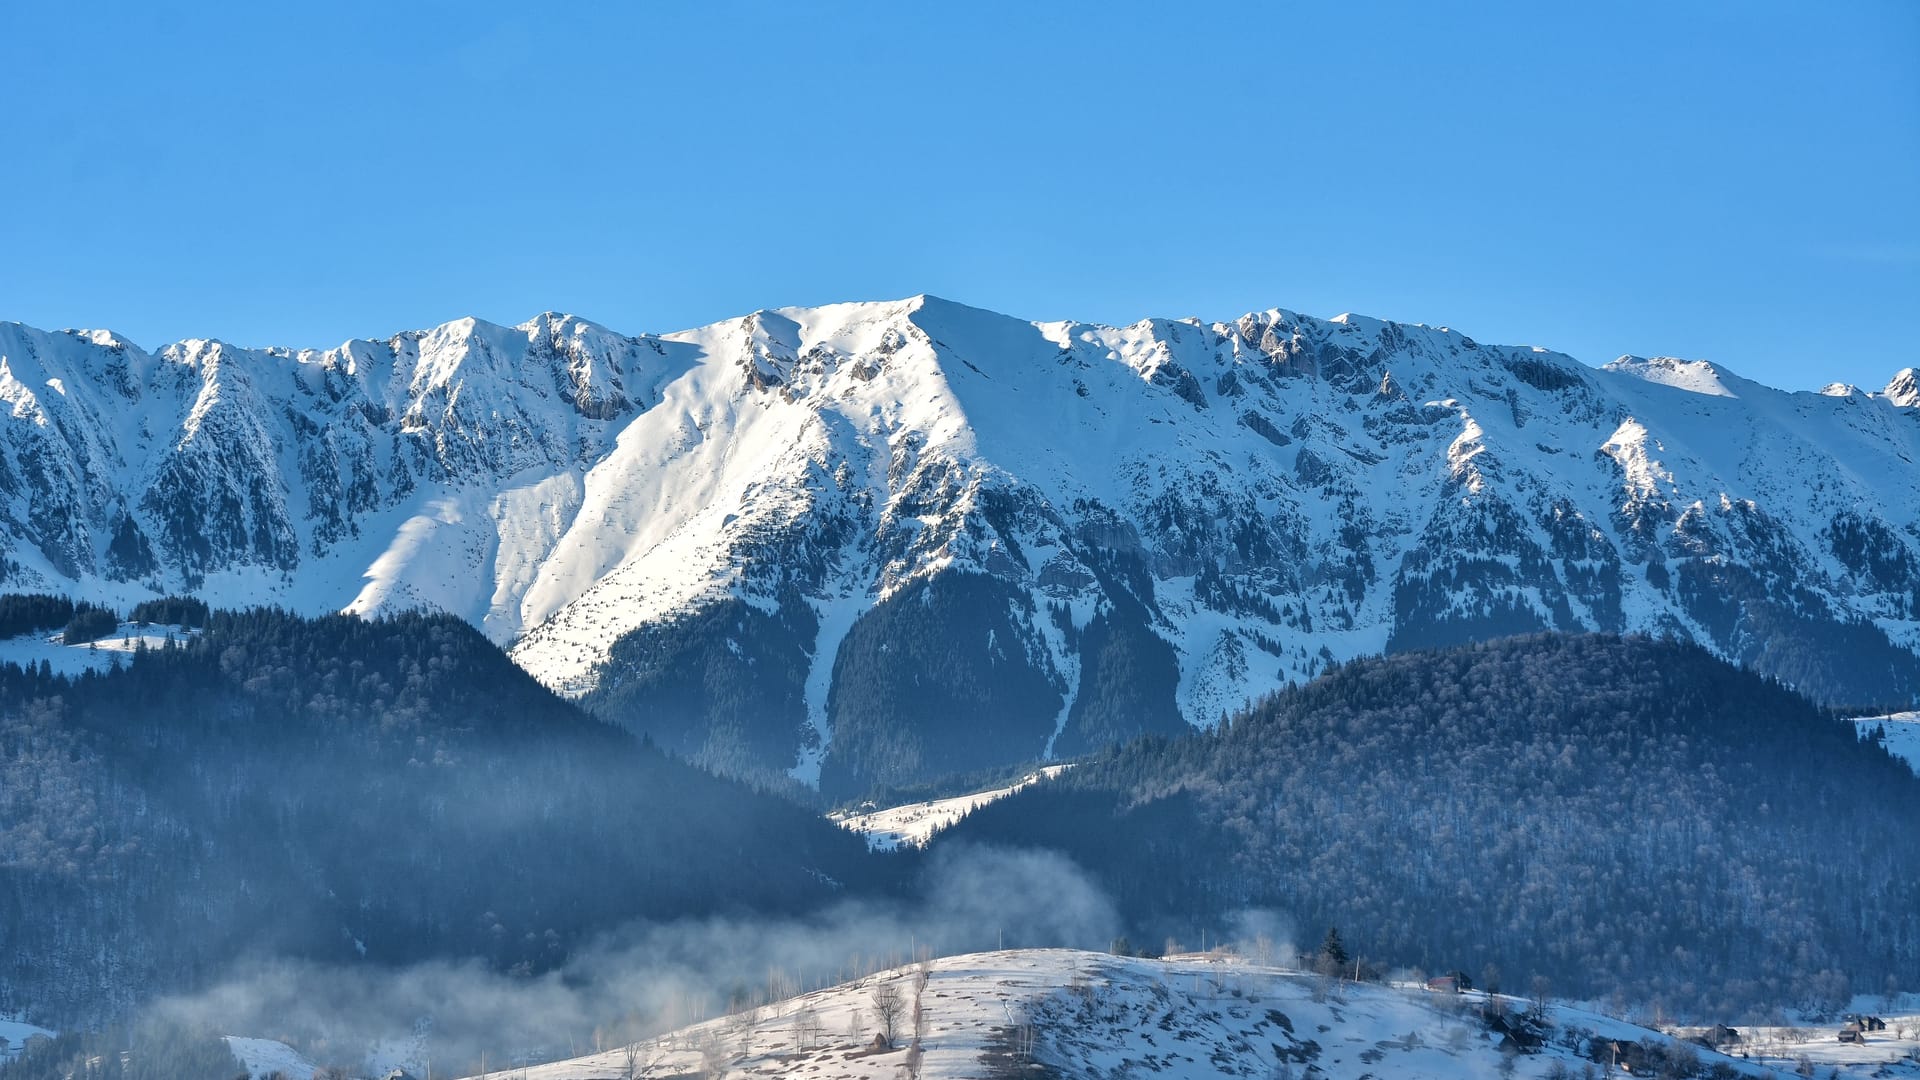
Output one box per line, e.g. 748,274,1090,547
1224,908,1300,968
148,843,1122,1075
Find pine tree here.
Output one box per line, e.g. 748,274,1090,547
1321,927,1349,969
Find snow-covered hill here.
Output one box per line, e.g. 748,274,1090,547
3,298,1917,791
462,949,1806,1080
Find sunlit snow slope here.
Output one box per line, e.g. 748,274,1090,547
1853,711,1920,775
831,766,1071,852
474,949,1786,1080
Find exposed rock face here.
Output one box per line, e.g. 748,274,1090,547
3,297,1916,793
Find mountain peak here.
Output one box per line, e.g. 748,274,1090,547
1603,354,1745,398
904,292,1027,326
60,327,139,351
516,310,621,338
1887,367,1919,407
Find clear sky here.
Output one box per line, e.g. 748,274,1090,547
3,1,1915,391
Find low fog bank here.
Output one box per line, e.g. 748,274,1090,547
148,845,1141,1074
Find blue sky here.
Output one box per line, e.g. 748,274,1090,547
2,1,1914,390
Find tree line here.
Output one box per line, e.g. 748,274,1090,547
0,601,880,1029
943,632,1920,1020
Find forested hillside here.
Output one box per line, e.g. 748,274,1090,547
0,605,876,1027
942,633,1920,1018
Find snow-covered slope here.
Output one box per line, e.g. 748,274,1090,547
1854,711,1920,775
0,1016,55,1059
3,298,1918,791
831,766,1071,852
225,1036,320,1079
0,621,200,676
469,949,1788,1080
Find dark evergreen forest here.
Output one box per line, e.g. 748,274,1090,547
0,1024,241,1080
941,633,1920,1019
582,569,1193,800
0,606,877,1028
579,589,819,785
5,597,1915,1046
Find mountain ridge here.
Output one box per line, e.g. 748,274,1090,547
1,296,1916,791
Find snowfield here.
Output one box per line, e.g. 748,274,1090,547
0,622,200,676
830,766,1072,851
226,1036,320,1079
1852,711,1920,775
0,1016,56,1059
455,949,1837,1080
1685,1017,1920,1077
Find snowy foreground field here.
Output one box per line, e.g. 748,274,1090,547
829,767,1071,851
288,949,1908,1080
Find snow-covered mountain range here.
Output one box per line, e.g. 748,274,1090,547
2,297,1916,792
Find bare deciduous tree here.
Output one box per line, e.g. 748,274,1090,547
731,1012,753,1064
793,1005,822,1051
1006,995,1041,1062
1529,974,1551,1018
697,1029,729,1080
620,1038,666,1080
872,980,906,1048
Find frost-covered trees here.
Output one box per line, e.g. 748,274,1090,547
944,633,1920,1018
